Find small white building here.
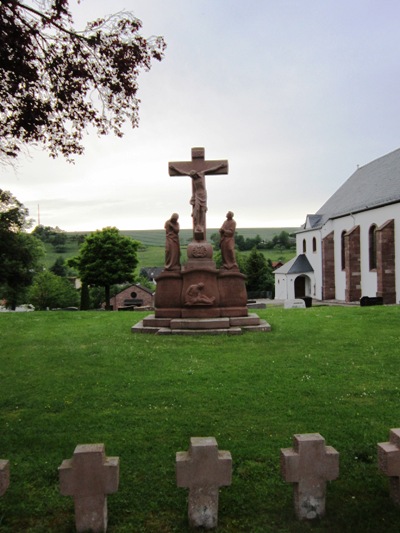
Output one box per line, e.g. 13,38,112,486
275,148,400,304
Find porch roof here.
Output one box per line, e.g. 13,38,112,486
274,254,314,274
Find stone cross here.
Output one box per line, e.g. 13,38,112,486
169,147,228,241
280,433,339,520
59,444,119,533
378,428,400,505
0,460,10,496
176,437,232,529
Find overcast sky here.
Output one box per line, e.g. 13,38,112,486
2,0,400,232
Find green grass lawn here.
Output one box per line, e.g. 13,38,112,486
1,306,399,531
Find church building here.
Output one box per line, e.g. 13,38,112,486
274,147,400,304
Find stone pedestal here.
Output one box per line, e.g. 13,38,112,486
154,241,248,320
154,271,182,318
134,240,272,333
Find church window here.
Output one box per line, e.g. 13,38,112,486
369,224,377,270
302,239,306,253
312,237,317,252
341,231,346,270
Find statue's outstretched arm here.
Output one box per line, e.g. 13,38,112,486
169,163,190,176
205,162,227,174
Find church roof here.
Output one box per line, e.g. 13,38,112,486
274,254,314,274
306,147,400,229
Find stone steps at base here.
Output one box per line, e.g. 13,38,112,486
168,327,242,336
242,319,271,332
132,316,271,335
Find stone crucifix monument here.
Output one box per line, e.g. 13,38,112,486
133,146,271,333
153,148,248,322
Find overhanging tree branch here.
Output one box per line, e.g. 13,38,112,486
0,0,166,164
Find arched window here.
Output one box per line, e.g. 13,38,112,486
341,230,346,270
312,237,317,253
369,224,377,270
302,239,306,253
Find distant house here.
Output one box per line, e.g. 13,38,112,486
275,148,400,304
109,284,154,310
140,267,164,284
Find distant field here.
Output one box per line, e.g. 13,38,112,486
43,228,299,270
69,227,299,247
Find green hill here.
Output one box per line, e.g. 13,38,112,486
43,228,299,270
122,227,299,247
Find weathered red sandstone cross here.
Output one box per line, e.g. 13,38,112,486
378,428,400,505
176,437,232,528
169,147,228,241
281,433,339,520
59,444,119,533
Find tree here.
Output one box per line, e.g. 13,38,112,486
209,232,220,251
50,256,67,277
32,224,68,251
244,247,274,296
69,227,139,309
0,189,44,308
0,189,30,231
29,270,79,310
1,231,44,308
79,281,90,310
51,230,67,252
272,230,293,250
0,1,166,162
234,233,262,251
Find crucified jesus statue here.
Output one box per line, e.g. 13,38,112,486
168,148,228,241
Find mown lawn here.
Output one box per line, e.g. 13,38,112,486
0,306,399,532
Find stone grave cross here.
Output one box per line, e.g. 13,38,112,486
0,459,10,496
59,443,119,533
169,147,228,241
176,436,232,529
280,433,339,520
378,428,400,505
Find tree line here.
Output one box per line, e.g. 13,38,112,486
1,191,285,310
0,190,141,310
210,230,295,252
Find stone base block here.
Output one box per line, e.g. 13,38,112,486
230,313,260,326
131,322,160,334
242,320,272,332
143,315,171,328
171,318,230,330
220,307,248,317
181,307,221,319
171,327,242,336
